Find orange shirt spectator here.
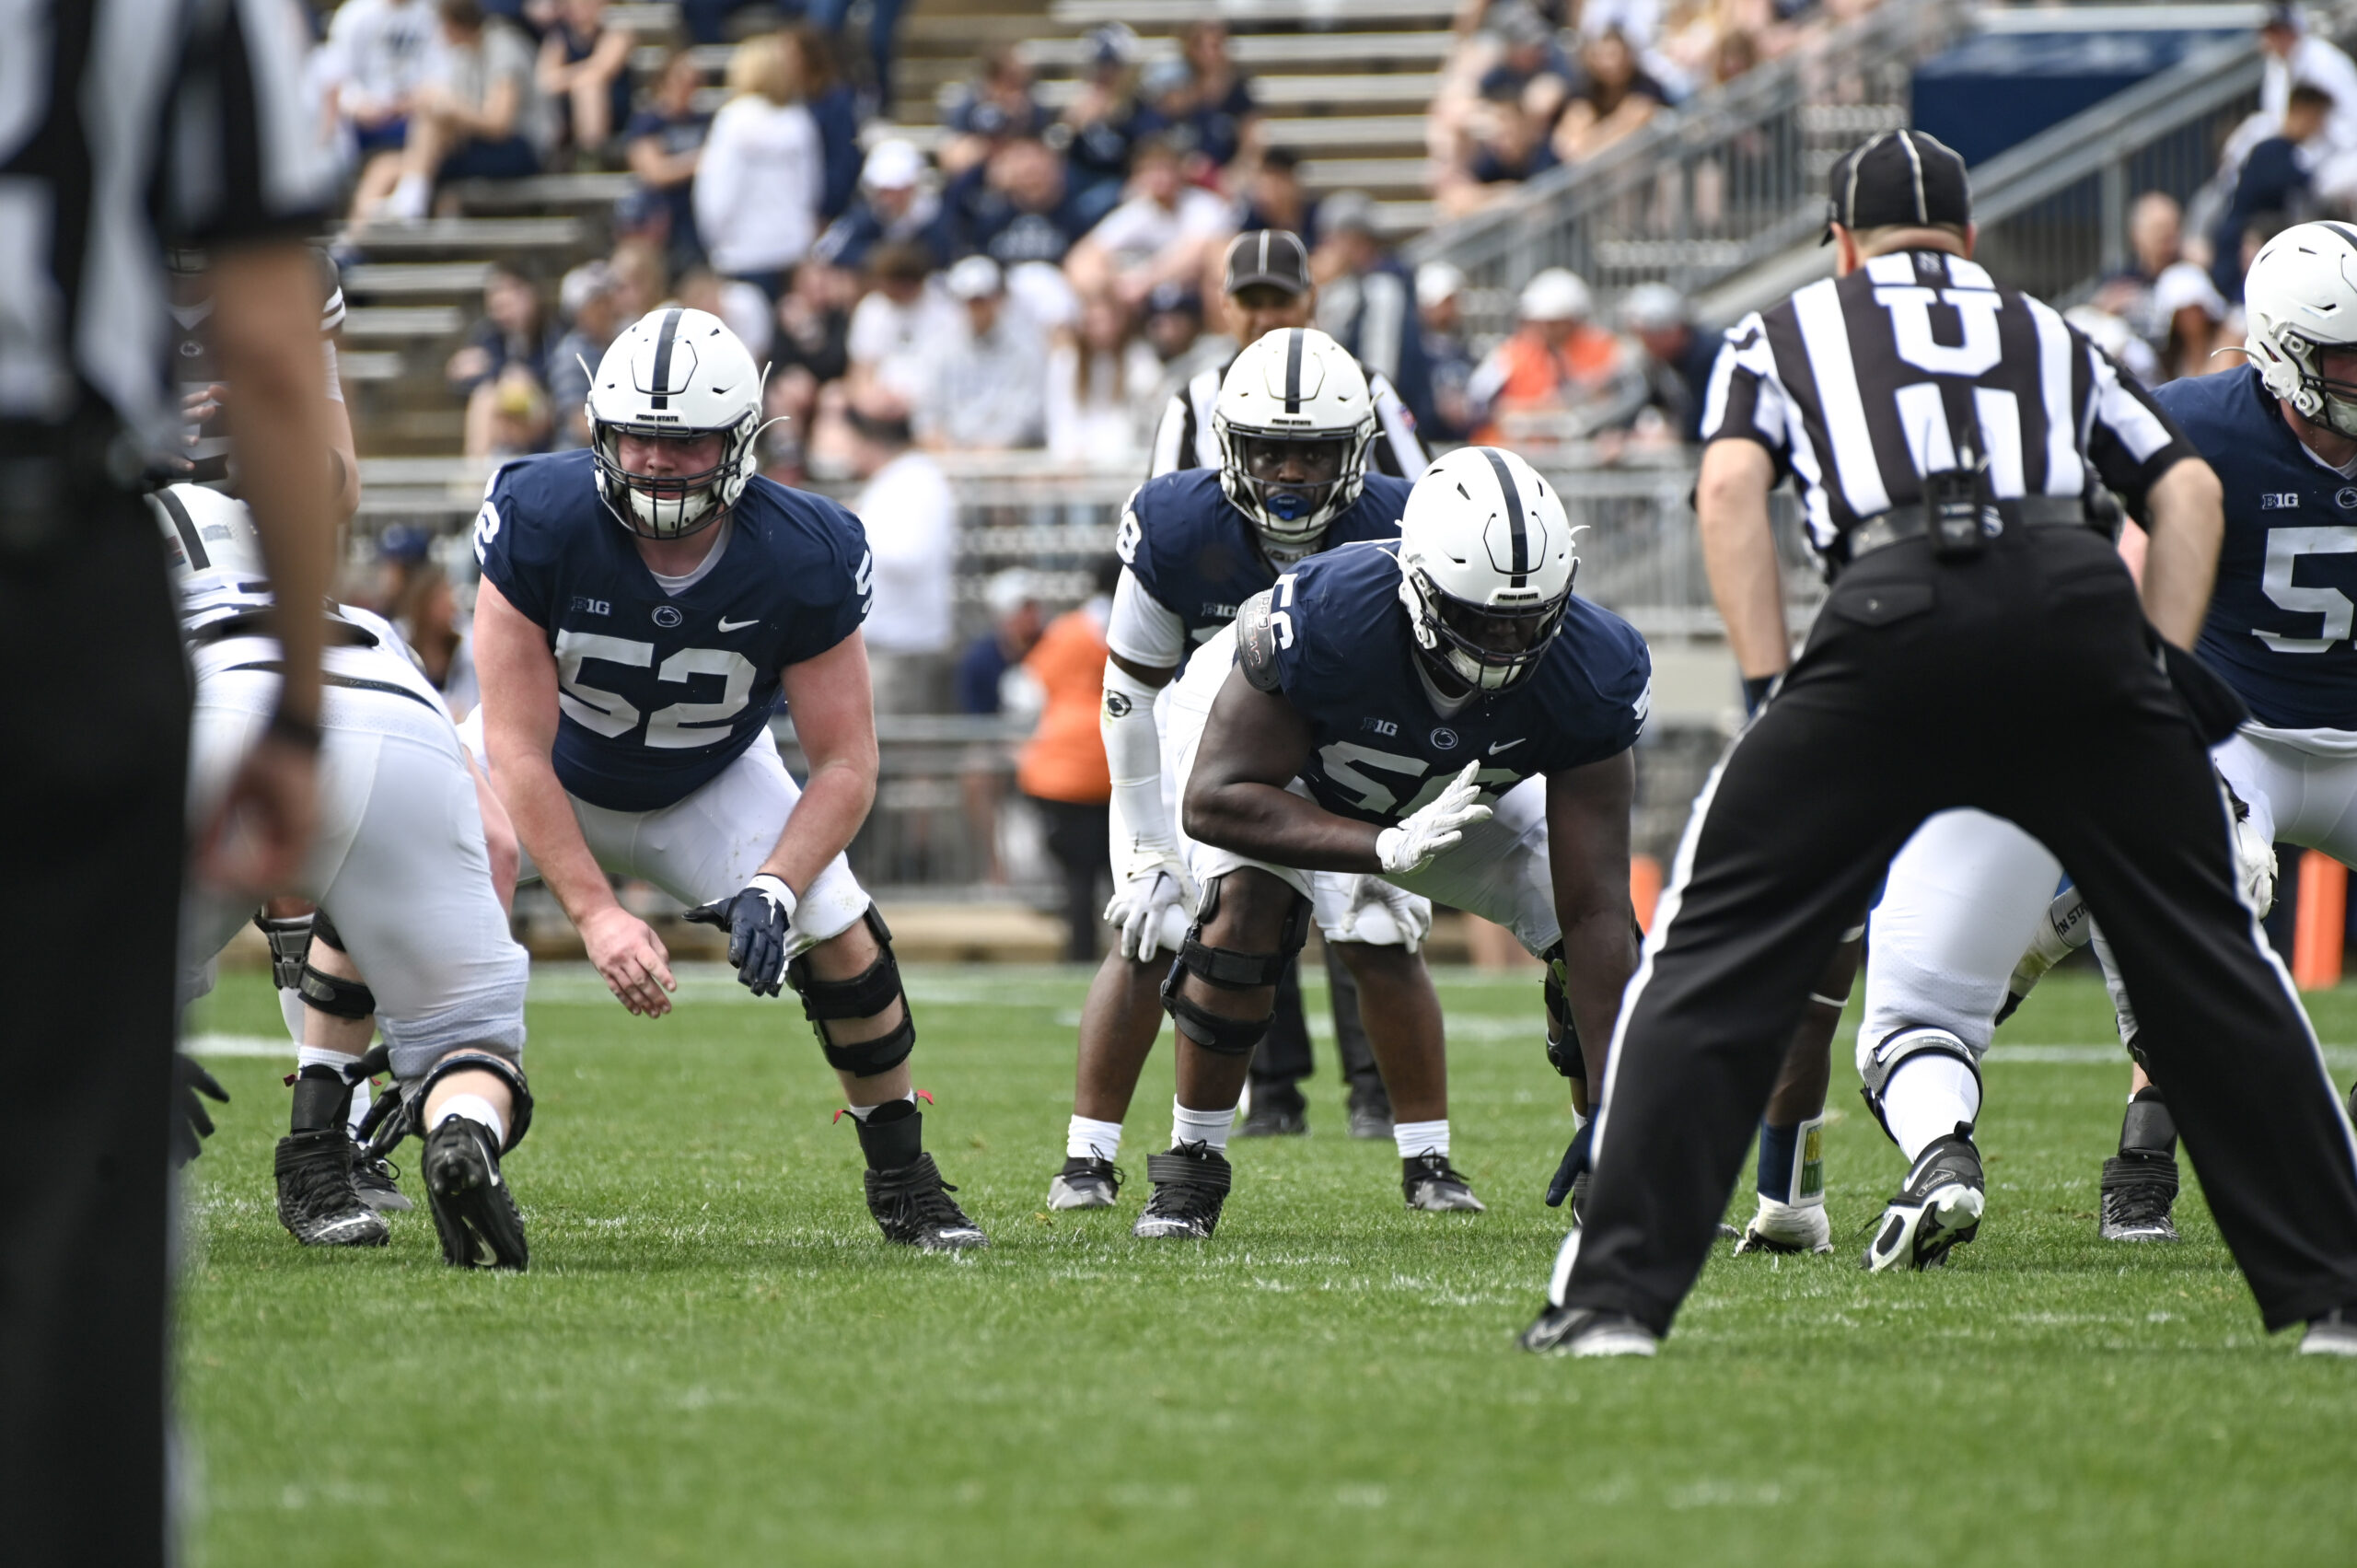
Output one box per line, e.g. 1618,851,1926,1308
1017,600,1112,806
1469,267,1639,443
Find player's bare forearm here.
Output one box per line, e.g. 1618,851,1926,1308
211,241,334,726
474,579,618,923
1184,673,1383,872
1548,754,1639,1086
2139,456,2224,649
1696,439,1789,680
766,634,881,894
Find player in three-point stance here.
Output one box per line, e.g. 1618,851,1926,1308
1134,446,1653,1237
160,483,536,1267
1047,328,1435,1212
470,307,985,1250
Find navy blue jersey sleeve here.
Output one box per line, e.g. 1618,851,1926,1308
774,494,873,667
1541,602,1652,772
1112,482,1178,614
472,459,553,626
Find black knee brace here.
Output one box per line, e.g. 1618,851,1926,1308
1541,941,1582,1081
1857,1027,1980,1144
784,907,915,1078
409,1051,534,1154
1158,876,1311,1057
296,961,377,1020
253,910,314,992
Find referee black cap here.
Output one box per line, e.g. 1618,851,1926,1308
1225,229,1312,297
1821,130,1971,244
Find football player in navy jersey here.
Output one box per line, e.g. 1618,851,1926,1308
1127,446,1653,1237
470,307,986,1250
1046,328,1431,1211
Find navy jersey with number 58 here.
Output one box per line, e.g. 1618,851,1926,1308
1258,540,1652,825
474,448,872,811
2160,366,2357,730
1118,469,1412,645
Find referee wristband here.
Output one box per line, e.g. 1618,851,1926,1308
264,709,324,751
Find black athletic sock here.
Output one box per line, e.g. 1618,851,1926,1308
855,1100,923,1171
288,1064,354,1135
2118,1085,2178,1159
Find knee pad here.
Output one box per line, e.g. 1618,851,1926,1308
784,906,915,1078
410,1051,534,1154
296,961,376,1020
252,910,314,992
1158,876,1310,1057
1856,1027,1980,1141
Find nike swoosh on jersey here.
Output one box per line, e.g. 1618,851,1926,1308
1489,738,1527,754
717,616,761,632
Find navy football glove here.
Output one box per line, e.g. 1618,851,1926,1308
1545,1114,1595,1208
684,874,797,996
172,1053,229,1167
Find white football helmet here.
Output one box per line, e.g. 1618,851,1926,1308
148,482,264,587
2244,222,2357,438
1212,326,1376,558
1397,446,1577,693
586,306,765,540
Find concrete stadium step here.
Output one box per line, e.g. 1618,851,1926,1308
1297,157,1429,196
335,217,583,256
447,172,635,215
1050,0,1452,26
1033,70,1437,110
1262,113,1426,152
343,262,496,299
343,304,469,340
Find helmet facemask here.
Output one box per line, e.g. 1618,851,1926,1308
1216,421,1372,558
2275,329,2357,440
591,413,758,540
1402,562,1574,694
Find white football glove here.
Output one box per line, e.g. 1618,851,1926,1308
1997,883,2090,1023
1104,859,1194,962
2234,810,2278,916
1375,762,1492,876
1334,875,1434,953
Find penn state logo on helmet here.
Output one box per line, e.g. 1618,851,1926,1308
2244,222,2357,439
586,307,768,540
1211,327,1376,559
1396,446,1577,693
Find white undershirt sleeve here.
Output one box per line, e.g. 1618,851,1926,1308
1104,567,1190,669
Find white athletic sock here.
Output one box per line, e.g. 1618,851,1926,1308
1172,1098,1236,1153
347,1077,373,1136
1882,1056,1981,1164
1067,1115,1123,1161
430,1094,506,1148
296,1046,364,1080
1394,1119,1450,1160
845,1091,916,1123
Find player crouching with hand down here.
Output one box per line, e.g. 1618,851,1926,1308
1136,447,1654,1238
469,307,985,1250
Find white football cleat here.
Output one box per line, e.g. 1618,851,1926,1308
1734,1195,1833,1255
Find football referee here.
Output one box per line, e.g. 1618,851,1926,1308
4,3,335,1562
1524,131,2357,1357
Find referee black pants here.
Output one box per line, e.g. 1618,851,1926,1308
1561,524,2357,1335
0,496,190,1565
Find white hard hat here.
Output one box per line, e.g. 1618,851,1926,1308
1397,446,1576,693
1519,267,1592,322
2245,222,2357,437
1211,327,1376,557
862,138,923,191
1620,282,1687,332
586,306,766,540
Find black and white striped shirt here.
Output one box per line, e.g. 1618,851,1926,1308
0,0,331,446
1148,349,1430,481
1701,249,2193,562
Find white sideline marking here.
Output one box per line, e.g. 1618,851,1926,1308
185,1033,292,1058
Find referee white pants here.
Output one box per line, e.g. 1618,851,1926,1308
183,671,528,1081
459,716,872,956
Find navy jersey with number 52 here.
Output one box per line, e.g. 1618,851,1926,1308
2160,366,2357,730
474,448,872,811
1118,469,1413,645
1259,540,1652,825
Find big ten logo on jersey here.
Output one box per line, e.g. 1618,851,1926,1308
1361,716,1398,736
553,631,761,749
2261,493,2301,510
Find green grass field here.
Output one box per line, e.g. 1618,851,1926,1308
181,962,2357,1567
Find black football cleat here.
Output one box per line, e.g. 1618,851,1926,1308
423,1116,528,1271
1402,1152,1486,1212
1237,1089,1307,1138
1133,1142,1233,1238
2098,1152,2181,1243
350,1143,413,1213
865,1153,989,1250
1046,1155,1122,1211
1518,1305,1658,1357
1863,1128,1984,1272
274,1130,389,1249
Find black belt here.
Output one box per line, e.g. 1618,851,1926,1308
1845,495,2101,563
191,611,377,649
221,659,446,717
